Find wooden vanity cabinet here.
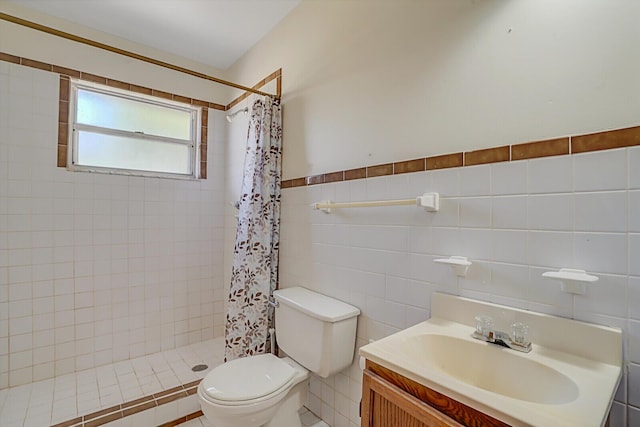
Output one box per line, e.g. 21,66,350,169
361,360,510,427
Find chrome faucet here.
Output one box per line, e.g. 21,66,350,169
472,315,531,353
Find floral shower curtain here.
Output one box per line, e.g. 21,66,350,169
224,97,282,361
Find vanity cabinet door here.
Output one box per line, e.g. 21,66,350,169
361,369,463,427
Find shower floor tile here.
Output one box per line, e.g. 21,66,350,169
0,337,224,427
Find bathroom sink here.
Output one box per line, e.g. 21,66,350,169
406,334,578,404
360,293,623,426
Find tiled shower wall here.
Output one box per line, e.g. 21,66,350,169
279,145,640,427
0,62,226,389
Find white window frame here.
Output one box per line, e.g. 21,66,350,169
68,79,202,179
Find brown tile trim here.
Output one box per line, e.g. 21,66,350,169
464,145,510,166
182,379,202,389
152,89,173,100
0,52,20,64
226,68,283,110
367,163,393,178
130,83,153,95
426,153,463,170
572,126,640,153
280,124,640,190
0,52,217,112
53,65,81,78
394,158,425,174
512,137,570,160
153,385,185,399
200,109,209,127
186,410,204,420
120,394,154,409
83,405,121,421
290,178,307,188
345,168,367,181
80,72,107,85
157,391,189,406
21,58,52,72
83,410,123,427
47,377,202,426
324,171,344,183
51,417,83,427
157,410,204,427
105,79,130,91
121,400,157,417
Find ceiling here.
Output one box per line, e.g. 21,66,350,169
6,0,301,70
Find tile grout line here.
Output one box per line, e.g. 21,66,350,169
49,380,202,427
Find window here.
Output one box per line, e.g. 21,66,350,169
69,79,201,178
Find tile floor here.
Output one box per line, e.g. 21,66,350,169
180,407,327,427
0,338,224,426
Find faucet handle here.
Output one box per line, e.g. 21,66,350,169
511,322,530,347
474,315,493,338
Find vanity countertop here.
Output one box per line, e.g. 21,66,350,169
359,293,622,427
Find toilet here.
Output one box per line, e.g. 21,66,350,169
197,287,360,427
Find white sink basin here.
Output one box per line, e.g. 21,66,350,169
360,293,622,427
407,334,578,404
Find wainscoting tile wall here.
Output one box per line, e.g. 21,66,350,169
0,61,227,389
279,144,639,427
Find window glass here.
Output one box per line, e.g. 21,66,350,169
76,131,191,175
70,80,200,178
76,89,192,140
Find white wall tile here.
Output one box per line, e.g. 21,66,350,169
630,234,640,277
630,147,640,189
574,232,627,275
527,228,573,269
574,274,627,318
459,197,491,228
459,165,491,197
527,155,572,194
527,194,574,231
1,64,224,388
430,168,459,197
628,363,640,407
491,196,527,229
574,149,627,191
630,191,640,232
574,191,626,232
490,230,527,265
491,161,528,195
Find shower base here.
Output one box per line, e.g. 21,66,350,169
0,337,224,427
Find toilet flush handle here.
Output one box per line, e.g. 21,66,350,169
267,295,279,308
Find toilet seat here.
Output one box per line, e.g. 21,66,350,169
200,354,298,406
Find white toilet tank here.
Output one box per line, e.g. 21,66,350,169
273,287,360,378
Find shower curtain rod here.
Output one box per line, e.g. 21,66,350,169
0,12,279,102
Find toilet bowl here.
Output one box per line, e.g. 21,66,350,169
198,287,360,427
197,354,309,427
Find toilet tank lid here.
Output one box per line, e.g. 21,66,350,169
273,287,360,323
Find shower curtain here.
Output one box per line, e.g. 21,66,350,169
224,96,282,361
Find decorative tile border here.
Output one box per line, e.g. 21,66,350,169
226,68,282,110
281,127,640,188
157,410,204,427
49,380,202,427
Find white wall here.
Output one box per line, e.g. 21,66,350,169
228,0,640,179
0,62,227,389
